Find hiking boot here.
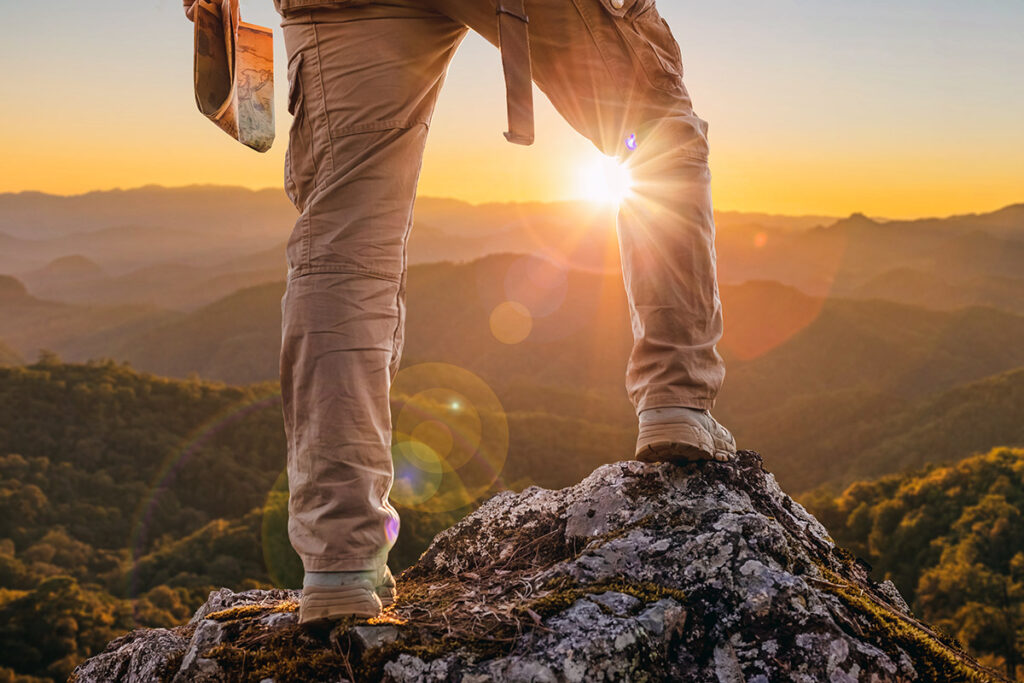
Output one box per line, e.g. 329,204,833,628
635,407,736,464
299,564,396,624
298,581,382,624
377,566,396,608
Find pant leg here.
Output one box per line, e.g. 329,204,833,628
430,0,725,414
279,3,467,572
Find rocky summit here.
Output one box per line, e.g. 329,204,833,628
72,452,1005,682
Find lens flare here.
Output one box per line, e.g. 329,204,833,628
390,439,445,508
385,516,400,544
390,363,509,513
411,419,455,459
398,387,482,470
490,300,533,344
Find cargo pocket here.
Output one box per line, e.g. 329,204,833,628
596,0,684,95
284,52,312,210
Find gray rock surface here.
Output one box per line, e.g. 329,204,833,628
71,628,186,683
72,452,1005,682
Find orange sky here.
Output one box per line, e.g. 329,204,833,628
2,1,1022,219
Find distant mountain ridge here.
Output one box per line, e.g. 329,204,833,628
0,185,291,240
850,267,1024,315
0,274,183,365
2,186,1021,317
26,254,106,281
1,188,1022,496
3,250,1021,494
19,255,286,311
0,274,28,299
858,203,1024,236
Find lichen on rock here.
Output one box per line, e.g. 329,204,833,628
72,452,1007,682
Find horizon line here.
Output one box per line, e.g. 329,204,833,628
1,183,1021,223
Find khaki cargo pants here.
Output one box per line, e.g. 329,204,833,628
276,0,726,572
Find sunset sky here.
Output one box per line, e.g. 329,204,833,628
2,0,1022,218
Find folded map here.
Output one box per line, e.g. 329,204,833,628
194,0,275,152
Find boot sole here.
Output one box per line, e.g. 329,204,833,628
299,585,382,624
636,440,716,464
636,421,718,463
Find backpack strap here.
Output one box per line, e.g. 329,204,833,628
496,0,534,145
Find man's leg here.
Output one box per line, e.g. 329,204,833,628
430,0,733,460
278,3,466,616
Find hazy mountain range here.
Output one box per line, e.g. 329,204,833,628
1,186,1022,493
3,186,1022,313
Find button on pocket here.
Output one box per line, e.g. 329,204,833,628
599,0,641,18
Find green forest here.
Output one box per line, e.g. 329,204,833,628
0,359,628,681
804,446,1024,678
1,359,1023,680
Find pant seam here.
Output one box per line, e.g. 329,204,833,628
329,119,429,139
289,264,402,284
639,394,716,411
293,48,317,269
300,210,312,270
387,185,420,382
310,21,336,177
302,559,388,572
568,0,628,95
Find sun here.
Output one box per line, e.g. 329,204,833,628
575,152,634,205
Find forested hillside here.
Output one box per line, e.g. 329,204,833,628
723,362,1024,492
3,253,1023,495
0,340,19,366
802,447,1024,678
1,362,1021,679
0,360,634,681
